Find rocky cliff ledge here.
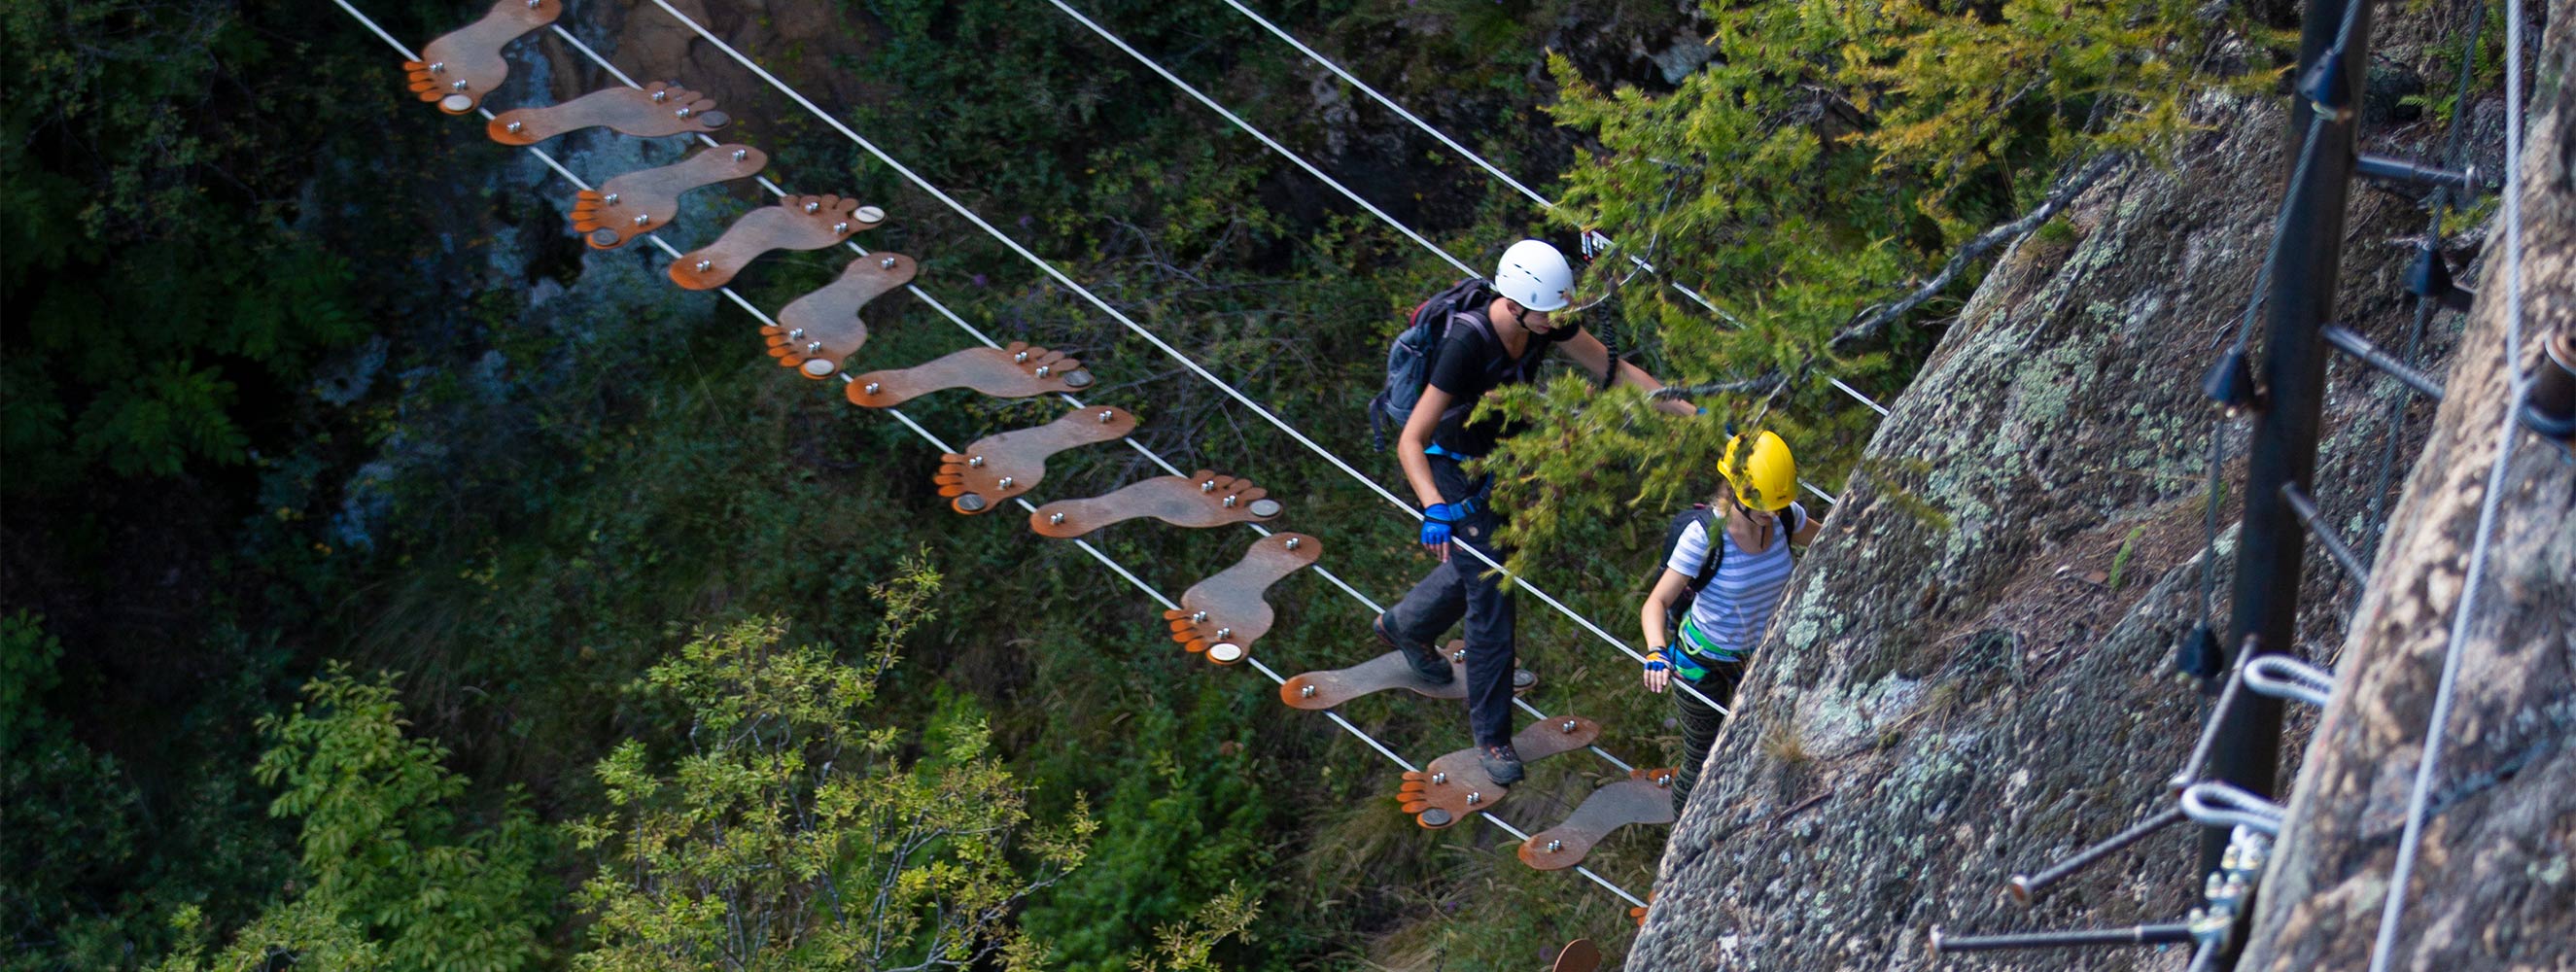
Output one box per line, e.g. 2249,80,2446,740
1625,5,2565,967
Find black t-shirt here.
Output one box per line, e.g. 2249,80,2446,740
1425,309,1584,457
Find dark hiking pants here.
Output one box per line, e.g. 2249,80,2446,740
1382,458,1516,748
1673,655,1749,813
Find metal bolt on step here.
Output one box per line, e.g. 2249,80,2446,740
1033,365,1051,378
1201,480,1216,493
1301,684,1316,698
1047,511,1063,525
1430,772,1446,784
996,476,1014,489
805,342,820,354
967,456,985,468
695,260,712,272
1190,610,1207,622
1013,350,1029,363
1283,537,1300,550
729,148,744,160
675,107,693,118
1562,720,1578,733
1214,628,1232,641
802,199,818,212
505,121,523,134
787,329,804,339
1547,840,1563,852
603,192,619,204
1098,409,1114,423
1466,792,1481,806
631,214,649,226
832,222,848,234
652,89,669,102
879,257,895,269
863,382,881,396
452,80,469,91
1223,496,1237,508
430,61,445,72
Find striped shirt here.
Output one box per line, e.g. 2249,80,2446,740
1665,504,1803,660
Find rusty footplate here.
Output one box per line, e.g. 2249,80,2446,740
1517,768,1679,870
489,82,729,145
403,0,561,115
846,342,1093,406
762,253,917,378
1279,642,1535,709
571,145,768,250
672,195,885,291
1028,470,1280,538
1395,715,1601,829
936,406,1137,514
1164,533,1320,665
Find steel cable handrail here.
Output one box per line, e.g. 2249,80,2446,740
539,19,1646,775
324,0,1648,910
638,0,1744,716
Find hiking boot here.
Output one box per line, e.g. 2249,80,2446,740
1479,743,1525,785
1375,614,1453,685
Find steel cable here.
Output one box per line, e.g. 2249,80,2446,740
2366,0,2532,962
540,16,1657,781
322,0,1658,907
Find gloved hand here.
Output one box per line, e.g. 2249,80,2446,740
1642,649,1672,694
1419,503,1455,559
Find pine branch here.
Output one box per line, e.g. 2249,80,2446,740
1654,152,2129,403
1830,152,2129,349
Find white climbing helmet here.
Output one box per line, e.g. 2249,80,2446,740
1492,239,1574,313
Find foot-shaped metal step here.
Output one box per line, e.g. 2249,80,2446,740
760,253,916,377
570,145,768,250
1028,470,1280,538
487,82,728,145
1517,768,1678,870
1163,533,1320,665
1278,642,1535,710
1395,715,1601,828
1552,940,1602,972
935,406,1136,514
402,0,561,114
844,342,1093,406
672,195,885,291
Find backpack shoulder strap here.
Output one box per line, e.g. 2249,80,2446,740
1688,509,1723,592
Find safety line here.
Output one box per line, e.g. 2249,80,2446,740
330,3,1659,911
1043,0,1482,278
1207,0,1891,419
2366,0,2530,962
540,18,1669,780
2356,0,2488,563
1071,0,1896,420
638,0,1741,716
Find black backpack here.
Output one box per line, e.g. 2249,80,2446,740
1654,503,1807,634
1369,278,1499,449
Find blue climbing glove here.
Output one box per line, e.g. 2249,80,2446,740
1419,503,1456,548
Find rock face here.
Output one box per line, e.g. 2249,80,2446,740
1623,17,2554,972
2235,6,2576,969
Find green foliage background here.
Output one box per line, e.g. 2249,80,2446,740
1,0,2399,965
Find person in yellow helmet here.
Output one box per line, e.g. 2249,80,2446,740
1636,430,1822,810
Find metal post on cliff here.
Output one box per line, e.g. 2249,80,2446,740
2204,0,2374,921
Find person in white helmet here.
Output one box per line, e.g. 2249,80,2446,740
1375,239,1698,784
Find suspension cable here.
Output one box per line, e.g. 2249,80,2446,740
636,0,1742,715
2366,0,2531,962
2356,0,2489,563
325,0,1651,910
540,17,1671,778
1207,0,1891,419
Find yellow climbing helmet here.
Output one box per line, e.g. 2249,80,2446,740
1718,431,1797,512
